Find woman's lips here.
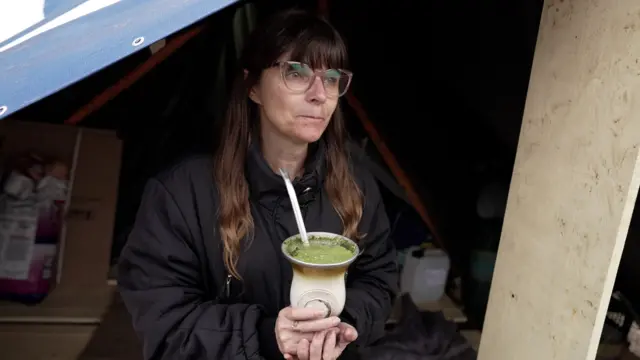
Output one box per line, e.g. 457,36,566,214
298,115,324,120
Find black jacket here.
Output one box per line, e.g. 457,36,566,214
117,142,398,360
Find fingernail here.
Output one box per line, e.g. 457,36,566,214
331,316,340,325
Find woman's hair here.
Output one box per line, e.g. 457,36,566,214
213,9,364,279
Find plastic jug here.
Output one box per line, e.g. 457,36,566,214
400,247,450,304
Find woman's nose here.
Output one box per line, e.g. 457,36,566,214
306,76,327,103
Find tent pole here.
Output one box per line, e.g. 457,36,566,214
64,26,204,126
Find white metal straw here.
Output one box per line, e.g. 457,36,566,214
279,168,310,247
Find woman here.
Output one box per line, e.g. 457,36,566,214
118,8,398,360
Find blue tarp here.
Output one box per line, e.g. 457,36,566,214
0,0,238,120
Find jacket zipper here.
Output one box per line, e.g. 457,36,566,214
225,274,231,298
215,274,232,302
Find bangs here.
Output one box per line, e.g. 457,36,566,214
242,10,349,73
286,33,348,70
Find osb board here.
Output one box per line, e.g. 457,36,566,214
0,285,114,324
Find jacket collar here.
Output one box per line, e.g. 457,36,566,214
245,139,326,209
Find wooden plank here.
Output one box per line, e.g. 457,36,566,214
387,294,467,324
0,290,142,359
0,294,141,360
461,330,481,351
414,295,467,324
0,285,114,324
463,331,640,360
0,324,96,360
478,1,640,359
76,292,143,360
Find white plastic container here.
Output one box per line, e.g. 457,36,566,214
400,247,450,304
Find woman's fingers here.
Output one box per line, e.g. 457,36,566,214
295,316,340,332
309,330,327,360
275,306,341,360
281,307,326,321
280,332,315,354
322,330,337,360
297,338,311,360
335,333,350,354
337,322,358,342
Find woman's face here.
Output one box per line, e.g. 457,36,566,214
249,60,339,145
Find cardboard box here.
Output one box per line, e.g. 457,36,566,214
0,120,122,293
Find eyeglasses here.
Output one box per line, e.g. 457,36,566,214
274,61,353,98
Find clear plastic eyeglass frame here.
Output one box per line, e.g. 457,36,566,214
275,61,353,98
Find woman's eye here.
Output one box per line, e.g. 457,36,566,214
325,77,339,84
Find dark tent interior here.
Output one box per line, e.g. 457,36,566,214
3,0,640,357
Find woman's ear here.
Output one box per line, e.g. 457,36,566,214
245,69,262,105
248,87,262,105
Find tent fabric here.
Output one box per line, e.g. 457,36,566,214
0,0,239,120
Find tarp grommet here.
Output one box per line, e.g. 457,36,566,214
132,37,145,47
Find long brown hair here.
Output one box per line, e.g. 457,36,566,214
213,9,363,279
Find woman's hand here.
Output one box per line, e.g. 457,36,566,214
295,322,358,360
275,307,341,358
335,322,358,353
